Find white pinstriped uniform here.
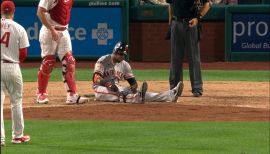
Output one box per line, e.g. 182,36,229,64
38,0,72,60
93,55,176,103
1,18,29,142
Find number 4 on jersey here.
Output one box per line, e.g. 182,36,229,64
1,32,10,47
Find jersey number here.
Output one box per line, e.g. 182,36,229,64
1,32,10,47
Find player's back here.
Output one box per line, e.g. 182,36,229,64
1,18,26,63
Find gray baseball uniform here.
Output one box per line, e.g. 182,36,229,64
93,54,177,103
1,17,29,143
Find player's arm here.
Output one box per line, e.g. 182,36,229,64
126,77,138,93
199,1,210,17
36,7,53,32
93,61,106,85
123,62,137,93
166,0,172,24
19,48,27,63
36,6,58,41
18,26,30,63
92,72,104,85
93,73,119,92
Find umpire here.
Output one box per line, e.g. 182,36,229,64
166,0,210,97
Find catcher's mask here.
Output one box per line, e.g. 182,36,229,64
112,42,128,56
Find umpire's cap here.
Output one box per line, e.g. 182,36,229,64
112,41,128,56
1,0,15,13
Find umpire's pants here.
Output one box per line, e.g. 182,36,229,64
169,20,203,90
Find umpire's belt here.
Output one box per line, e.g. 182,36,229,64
172,16,191,23
54,27,67,31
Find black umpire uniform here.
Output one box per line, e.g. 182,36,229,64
166,0,209,97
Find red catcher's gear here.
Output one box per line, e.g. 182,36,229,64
37,55,56,94
62,52,77,95
49,0,73,25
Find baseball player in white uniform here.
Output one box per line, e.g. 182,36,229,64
92,42,184,103
36,0,88,104
1,0,30,146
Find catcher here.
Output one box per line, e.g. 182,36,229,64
92,41,183,103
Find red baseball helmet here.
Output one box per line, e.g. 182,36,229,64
1,0,15,13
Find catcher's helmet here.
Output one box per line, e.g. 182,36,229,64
112,42,128,56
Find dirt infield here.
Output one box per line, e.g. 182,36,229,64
3,81,269,121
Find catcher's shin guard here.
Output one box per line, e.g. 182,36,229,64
62,52,77,95
37,55,55,94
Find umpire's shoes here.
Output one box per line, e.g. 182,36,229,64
36,93,49,104
139,81,148,103
192,88,203,97
172,81,184,102
12,135,30,144
66,93,89,105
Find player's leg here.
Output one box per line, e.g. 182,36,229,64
1,79,6,145
10,67,30,144
61,52,76,95
37,26,57,103
140,81,183,102
123,82,148,103
4,64,29,143
94,86,119,102
6,65,24,139
145,81,183,102
37,55,56,104
58,30,88,104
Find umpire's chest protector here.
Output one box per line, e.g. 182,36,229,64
49,0,73,25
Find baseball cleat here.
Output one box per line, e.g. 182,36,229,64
66,94,89,105
139,81,148,103
36,93,49,104
1,141,5,147
172,81,184,102
12,135,30,144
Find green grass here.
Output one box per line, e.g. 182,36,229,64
12,68,269,153
1,121,269,154
22,68,269,82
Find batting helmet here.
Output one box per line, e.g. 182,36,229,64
112,42,128,56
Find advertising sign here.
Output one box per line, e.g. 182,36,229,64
232,13,270,52
225,5,270,61
14,6,125,58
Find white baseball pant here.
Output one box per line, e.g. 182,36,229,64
1,62,25,142
39,25,72,59
94,85,175,103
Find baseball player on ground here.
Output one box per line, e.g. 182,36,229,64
1,0,30,146
36,0,88,104
92,42,184,103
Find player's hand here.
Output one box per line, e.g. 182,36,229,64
51,28,59,41
188,18,198,28
105,81,119,92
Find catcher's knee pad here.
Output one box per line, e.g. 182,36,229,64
62,52,75,73
38,55,55,94
62,52,77,93
40,55,56,75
